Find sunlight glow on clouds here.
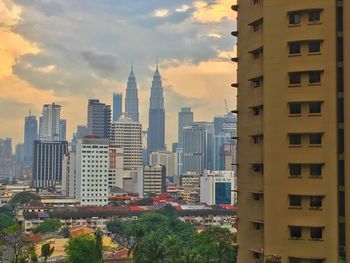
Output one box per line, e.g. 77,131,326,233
153,8,170,17
193,0,235,23
175,5,191,13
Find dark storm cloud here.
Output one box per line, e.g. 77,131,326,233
81,50,119,77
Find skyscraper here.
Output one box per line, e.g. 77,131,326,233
39,103,61,141
24,114,38,167
87,99,111,139
147,64,165,153
59,119,67,141
182,122,213,174
110,116,142,170
113,92,123,121
71,125,88,152
125,66,139,121
143,165,166,195
178,107,194,148
235,1,349,262
32,140,68,188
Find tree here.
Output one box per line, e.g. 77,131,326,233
65,234,96,263
94,229,104,263
41,243,54,263
8,192,40,207
127,225,145,258
60,226,70,238
0,213,17,231
0,224,26,263
32,219,61,234
106,219,124,235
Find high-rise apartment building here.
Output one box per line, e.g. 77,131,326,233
113,92,123,121
125,67,139,122
87,99,111,139
24,114,38,167
235,1,348,262
76,136,109,206
110,116,142,170
39,103,61,141
183,122,213,174
32,140,68,188
143,165,166,195
147,64,166,153
62,152,76,198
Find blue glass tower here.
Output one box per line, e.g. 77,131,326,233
125,66,139,121
113,93,122,121
147,64,165,153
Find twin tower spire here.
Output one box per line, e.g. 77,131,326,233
124,63,165,153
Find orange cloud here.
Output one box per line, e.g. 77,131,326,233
192,0,236,23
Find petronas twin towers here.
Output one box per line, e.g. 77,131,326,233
124,64,165,154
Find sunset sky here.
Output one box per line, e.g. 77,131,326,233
0,0,237,149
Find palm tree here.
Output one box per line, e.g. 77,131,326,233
127,227,145,258
41,243,54,263
94,228,104,263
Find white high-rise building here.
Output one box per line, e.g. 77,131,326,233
62,152,76,198
108,146,130,189
76,136,109,206
149,151,176,178
110,116,142,170
39,103,61,141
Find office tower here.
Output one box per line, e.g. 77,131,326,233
71,125,88,152
0,138,14,181
32,140,68,188
200,170,235,206
125,66,139,121
113,92,123,121
178,107,194,148
183,122,213,174
15,144,24,178
235,1,348,262
143,165,166,195
59,119,67,141
39,103,61,141
24,114,38,167
62,152,76,198
110,116,142,170
76,136,109,206
212,113,236,171
149,151,177,178
147,64,166,153
87,99,111,139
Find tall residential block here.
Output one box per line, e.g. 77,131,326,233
110,116,142,170
125,66,139,122
87,99,111,139
235,1,349,262
143,165,166,195
113,92,123,121
149,151,177,178
59,119,67,141
24,114,38,167
147,64,166,153
76,136,109,206
39,103,61,141
32,140,68,188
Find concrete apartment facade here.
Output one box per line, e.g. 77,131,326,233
235,0,349,262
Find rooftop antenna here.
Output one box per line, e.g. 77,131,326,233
156,56,159,70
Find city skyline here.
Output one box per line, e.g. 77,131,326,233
0,0,237,148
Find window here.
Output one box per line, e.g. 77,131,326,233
310,260,323,263
289,72,301,85
309,102,321,114
310,196,322,208
289,43,301,54
252,135,262,144
289,257,301,263
309,11,320,23
252,107,261,116
290,226,302,239
289,134,301,145
310,164,322,177
289,13,301,25
289,195,302,207
309,133,322,145
310,227,323,240
253,24,260,32
253,193,261,201
309,41,321,53
289,103,301,115
252,222,262,230
252,0,260,4
289,164,301,177
309,71,321,84
253,79,261,88
252,163,263,173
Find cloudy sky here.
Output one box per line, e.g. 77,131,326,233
0,0,237,149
